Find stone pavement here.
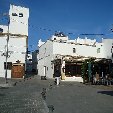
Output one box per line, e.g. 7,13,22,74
0,76,113,113
46,82,113,113
0,76,53,113
0,78,13,88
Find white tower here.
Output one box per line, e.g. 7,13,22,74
9,4,29,36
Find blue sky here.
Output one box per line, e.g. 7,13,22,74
0,0,113,51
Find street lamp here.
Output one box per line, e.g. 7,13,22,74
4,13,10,83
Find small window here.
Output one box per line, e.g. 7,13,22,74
60,39,62,42
4,62,12,70
21,52,26,54
44,48,46,53
97,48,100,53
73,48,76,53
29,59,32,61
12,13,18,16
19,13,23,17
0,28,3,33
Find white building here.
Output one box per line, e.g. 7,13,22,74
37,32,113,82
0,4,29,78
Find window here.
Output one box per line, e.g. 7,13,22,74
47,67,48,71
19,13,23,17
44,48,46,54
0,28,3,33
29,59,32,61
73,48,76,53
60,39,62,42
4,62,12,70
12,13,18,16
97,48,100,53
21,52,26,54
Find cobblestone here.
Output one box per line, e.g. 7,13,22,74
0,76,52,113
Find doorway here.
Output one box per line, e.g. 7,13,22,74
11,63,25,78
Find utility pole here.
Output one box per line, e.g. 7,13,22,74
5,15,9,83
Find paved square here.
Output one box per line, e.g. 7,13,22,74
0,76,113,113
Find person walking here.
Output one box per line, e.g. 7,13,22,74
55,66,60,85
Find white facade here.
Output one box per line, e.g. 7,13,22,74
0,36,27,78
38,40,53,78
0,4,29,78
38,33,113,81
9,4,29,36
102,39,113,59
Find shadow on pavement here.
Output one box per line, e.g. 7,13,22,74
0,93,5,96
98,91,113,96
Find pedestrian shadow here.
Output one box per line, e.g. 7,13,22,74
0,87,9,89
0,93,5,96
98,91,113,96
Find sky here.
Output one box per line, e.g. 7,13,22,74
0,0,113,51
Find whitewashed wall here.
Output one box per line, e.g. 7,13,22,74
9,4,29,36
102,39,113,59
0,36,7,78
53,42,101,58
38,40,54,78
0,36,26,78
96,42,104,58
